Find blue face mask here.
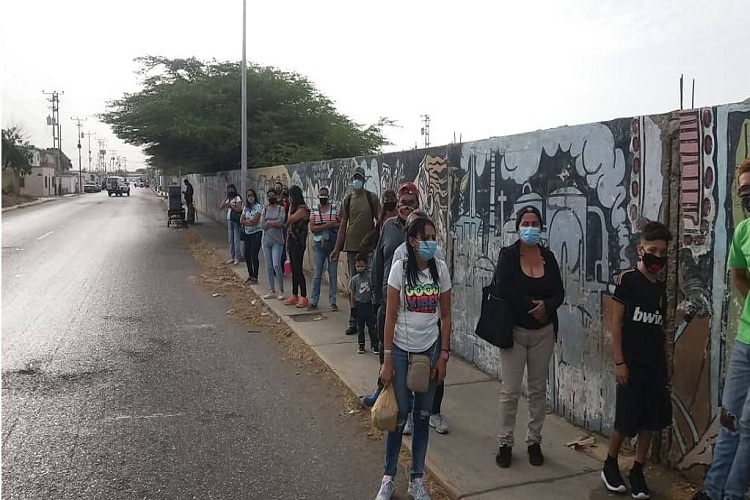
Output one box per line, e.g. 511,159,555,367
417,240,438,260
352,179,364,191
520,226,541,245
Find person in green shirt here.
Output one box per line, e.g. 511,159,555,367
694,158,750,500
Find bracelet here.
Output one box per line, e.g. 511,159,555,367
383,349,392,355
615,361,625,366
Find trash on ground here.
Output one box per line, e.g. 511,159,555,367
565,435,596,450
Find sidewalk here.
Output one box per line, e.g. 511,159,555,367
190,215,697,500
2,193,77,213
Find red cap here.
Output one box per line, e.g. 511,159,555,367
397,182,418,197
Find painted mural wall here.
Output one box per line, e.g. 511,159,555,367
188,102,750,468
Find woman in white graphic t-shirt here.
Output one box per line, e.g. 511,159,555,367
375,216,452,499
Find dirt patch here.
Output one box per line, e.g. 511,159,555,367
185,231,451,499
2,191,37,208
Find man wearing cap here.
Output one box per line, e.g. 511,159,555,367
332,166,381,335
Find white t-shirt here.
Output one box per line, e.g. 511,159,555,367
387,258,451,352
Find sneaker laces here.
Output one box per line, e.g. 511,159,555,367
409,481,429,499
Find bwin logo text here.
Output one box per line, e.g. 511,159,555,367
632,306,663,325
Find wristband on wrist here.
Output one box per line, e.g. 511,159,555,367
383,349,392,355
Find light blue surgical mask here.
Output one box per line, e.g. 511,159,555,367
520,226,541,245
417,240,438,260
352,179,364,191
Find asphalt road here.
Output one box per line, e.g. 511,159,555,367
2,189,384,499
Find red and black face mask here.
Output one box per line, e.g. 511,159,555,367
642,252,667,273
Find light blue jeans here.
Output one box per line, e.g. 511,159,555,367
310,241,337,307
704,340,750,500
263,243,284,293
384,341,439,480
227,221,242,260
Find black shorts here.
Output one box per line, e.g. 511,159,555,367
614,361,672,438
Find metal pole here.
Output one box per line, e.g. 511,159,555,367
241,0,247,199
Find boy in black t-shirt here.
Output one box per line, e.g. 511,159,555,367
601,221,673,500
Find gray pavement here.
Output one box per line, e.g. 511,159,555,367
192,208,694,499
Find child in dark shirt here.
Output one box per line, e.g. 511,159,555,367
601,221,673,500
350,255,377,354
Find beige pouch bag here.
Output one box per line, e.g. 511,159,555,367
407,354,432,393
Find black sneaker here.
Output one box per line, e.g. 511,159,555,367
601,456,627,493
371,344,380,355
628,463,650,499
345,326,357,335
357,344,365,354
528,443,544,466
495,445,512,468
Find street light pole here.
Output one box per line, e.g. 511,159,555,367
240,0,247,199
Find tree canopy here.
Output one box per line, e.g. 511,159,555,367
2,126,33,176
101,56,389,174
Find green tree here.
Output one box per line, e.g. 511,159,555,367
2,126,33,176
101,56,389,174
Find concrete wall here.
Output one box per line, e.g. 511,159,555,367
188,101,750,469
19,167,55,197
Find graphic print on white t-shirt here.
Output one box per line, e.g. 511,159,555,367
404,280,439,313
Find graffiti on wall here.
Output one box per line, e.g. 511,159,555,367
672,105,750,470
450,118,668,431
189,102,750,468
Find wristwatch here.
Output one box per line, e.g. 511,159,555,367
440,350,450,361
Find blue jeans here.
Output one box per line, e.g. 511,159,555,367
310,241,337,307
384,341,439,480
263,243,284,293
227,221,242,260
704,340,750,500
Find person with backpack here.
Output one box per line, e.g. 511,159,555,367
331,166,380,335
308,186,340,310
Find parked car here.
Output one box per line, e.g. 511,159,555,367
83,182,100,193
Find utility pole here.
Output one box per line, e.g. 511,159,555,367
97,138,107,177
71,117,85,194
43,90,64,195
420,114,431,148
240,0,248,199
85,131,96,173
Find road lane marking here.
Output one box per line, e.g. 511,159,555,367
37,231,53,240
109,413,185,421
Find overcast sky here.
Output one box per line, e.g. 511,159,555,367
2,0,748,172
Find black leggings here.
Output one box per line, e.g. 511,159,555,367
243,232,262,279
288,239,307,297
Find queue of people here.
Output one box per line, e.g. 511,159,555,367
215,163,748,500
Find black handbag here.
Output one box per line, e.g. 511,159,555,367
475,248,514,348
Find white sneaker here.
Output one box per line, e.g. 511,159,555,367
375,479,395,500
429,414,449,434
277,293,285,300
233,259,240,265
407,480,431,500
225,258,234,264
262,291,276,299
